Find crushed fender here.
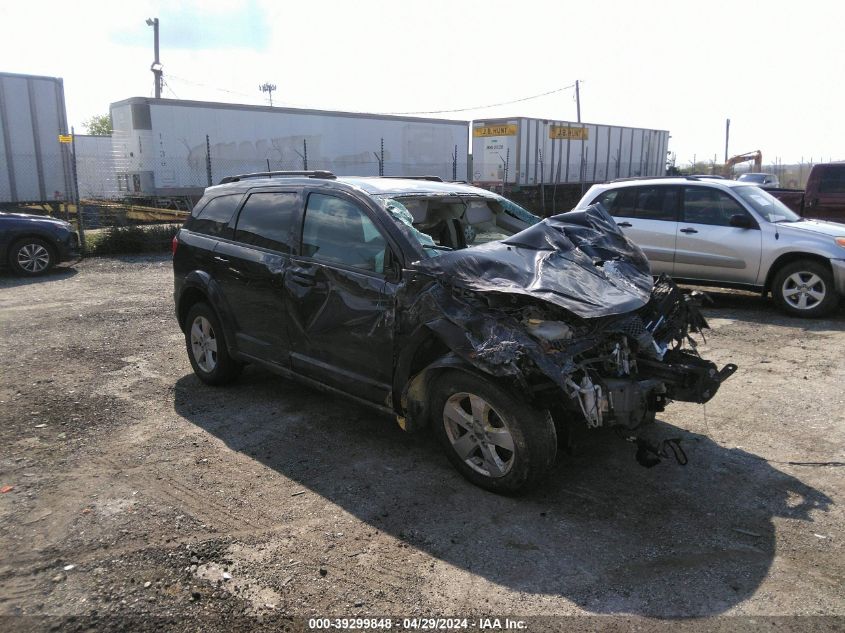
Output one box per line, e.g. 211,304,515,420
397,205,736,463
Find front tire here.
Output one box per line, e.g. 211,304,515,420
9,238,55,276
430,370,557,494
771,260,839,318
185,302,242,385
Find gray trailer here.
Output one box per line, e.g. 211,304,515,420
0,71,72,204
471,117,670,187
109,97,470,197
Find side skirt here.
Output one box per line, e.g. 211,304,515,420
234,351,397,418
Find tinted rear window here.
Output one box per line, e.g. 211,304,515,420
595,186,678,221
188,195,241,238
234,192,299,253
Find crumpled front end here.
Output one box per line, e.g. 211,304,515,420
404,275,734,429
399,205,736,448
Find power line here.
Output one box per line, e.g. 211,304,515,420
166,74,257,100
377,83,578,115
162,77,179,100
166,74,580,117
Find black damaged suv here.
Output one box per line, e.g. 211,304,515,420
173,171,735,493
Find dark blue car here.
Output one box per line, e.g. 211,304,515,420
0,212,80,276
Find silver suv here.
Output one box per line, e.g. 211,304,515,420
576,177,845,317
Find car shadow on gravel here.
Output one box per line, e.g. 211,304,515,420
0,264,79,288
174,370,832,618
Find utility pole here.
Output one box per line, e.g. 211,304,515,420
259,83,277,106
575,82,585,193
575,80,581,123
145,18,162,99
724,118,730,163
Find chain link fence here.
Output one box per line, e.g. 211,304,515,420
1,134,468,251
676,157,840,189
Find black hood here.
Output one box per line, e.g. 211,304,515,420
411,205,654,318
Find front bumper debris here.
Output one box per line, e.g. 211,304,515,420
399,207,736,458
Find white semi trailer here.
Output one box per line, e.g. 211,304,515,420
110,97,470,197
471,117,669,187
0,71,72,204
73,134,119,200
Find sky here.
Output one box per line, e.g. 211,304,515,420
1,0,843,165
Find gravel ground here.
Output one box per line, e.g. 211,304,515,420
0,255,843,631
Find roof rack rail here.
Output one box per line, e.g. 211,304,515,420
219,170,336,184
608,175,695,183
377,175,443,182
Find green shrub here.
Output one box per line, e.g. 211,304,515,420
90,224,179,256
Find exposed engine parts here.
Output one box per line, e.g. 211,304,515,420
401,206,736,469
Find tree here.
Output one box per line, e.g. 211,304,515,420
82,114,112,136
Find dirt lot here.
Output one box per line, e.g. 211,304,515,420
1,255,843,631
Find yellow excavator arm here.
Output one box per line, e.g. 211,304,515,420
723,150,763,176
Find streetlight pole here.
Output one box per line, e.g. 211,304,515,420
146,18,162,99
259,83,277,106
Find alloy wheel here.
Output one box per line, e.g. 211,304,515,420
17,243,51,273
190,316,218,373
442,392,515,478
782,271,826,311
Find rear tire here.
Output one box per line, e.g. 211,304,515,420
9,238,55,276
185,302,242,385
771,260,839,318
430,370,557,494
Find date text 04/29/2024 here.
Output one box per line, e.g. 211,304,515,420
307,618,527,630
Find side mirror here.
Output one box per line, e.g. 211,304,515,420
729,214,754,229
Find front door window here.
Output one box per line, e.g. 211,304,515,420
301,194,387,274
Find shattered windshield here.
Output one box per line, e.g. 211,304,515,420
497,196,541,226
379,198,442,257
376,193,539,256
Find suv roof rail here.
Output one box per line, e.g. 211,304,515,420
218,170,336,184
608,175,704,183
377,175,443,182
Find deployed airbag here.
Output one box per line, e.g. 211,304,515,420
412,205,654,318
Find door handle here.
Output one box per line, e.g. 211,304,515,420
213,255,230,263
680,227,698,234
290,271,316,287
616,222,632,228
